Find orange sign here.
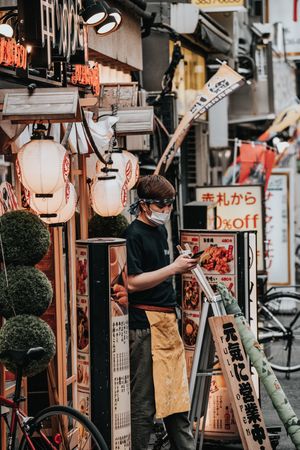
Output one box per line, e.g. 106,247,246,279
71,63,100,96
0,37,27,69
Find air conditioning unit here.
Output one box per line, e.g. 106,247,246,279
96,107,154,135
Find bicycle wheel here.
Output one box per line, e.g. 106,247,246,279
258,291,300,374
19,405,108,450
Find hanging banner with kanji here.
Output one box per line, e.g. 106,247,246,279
196,185,265,271
209,315,272,450
155,63,245,174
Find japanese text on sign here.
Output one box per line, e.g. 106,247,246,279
209,316,271,450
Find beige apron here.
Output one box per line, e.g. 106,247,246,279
145,311,190,419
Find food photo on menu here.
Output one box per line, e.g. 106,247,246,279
199,244,234,274
182,278,200,311
110,246,128,317
182,312,199,348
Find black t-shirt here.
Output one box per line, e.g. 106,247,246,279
123,219,176,329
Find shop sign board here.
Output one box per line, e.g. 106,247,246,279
18,0,86,68
265,169,295,285
196,185,265,271
76,239,131,450
0,38,27,70
209,315,272,450
71,63,100,96
191,0,245,12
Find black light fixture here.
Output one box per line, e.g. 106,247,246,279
95,1,122,36
81,0,107,26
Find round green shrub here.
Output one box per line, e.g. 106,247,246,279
0,210,50,265
88,214,129,238
0,315,56,377
0,266,53,318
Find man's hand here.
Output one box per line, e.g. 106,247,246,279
171,254,199,274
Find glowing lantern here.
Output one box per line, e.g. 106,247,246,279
95,150,139,190
40,183,77,225
27,182,71,215
16,127,70,196
91,175,127,217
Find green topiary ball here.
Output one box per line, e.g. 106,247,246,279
0,315,56,377
0,210,50,265
88,214,129,238
0,266,53,318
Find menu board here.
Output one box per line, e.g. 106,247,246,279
109,246,131,450
76,239,131,450
181,231,240,437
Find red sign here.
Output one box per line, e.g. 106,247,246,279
71,63,100,96
0,37,27,69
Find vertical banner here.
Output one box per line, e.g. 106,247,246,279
196,185,265,271
155,63,245,174
76,246,91,418
265,169,295,285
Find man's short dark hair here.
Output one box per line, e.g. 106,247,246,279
137,175,175,201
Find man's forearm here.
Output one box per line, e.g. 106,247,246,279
128,265,174,293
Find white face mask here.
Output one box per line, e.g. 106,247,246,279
146,209,171,226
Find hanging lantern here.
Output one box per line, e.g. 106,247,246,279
123,151,139,189
91,175,127,217
40,183,77,225
27,182,71,215
16,125,70,196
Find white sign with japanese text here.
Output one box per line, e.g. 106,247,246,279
196,186,265,271
209,316,272,450
265,169,295,285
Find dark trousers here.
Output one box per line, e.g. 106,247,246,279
129,329,195,450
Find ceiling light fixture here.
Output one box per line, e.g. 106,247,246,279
81,0,107,26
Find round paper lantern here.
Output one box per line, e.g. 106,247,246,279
91,176,127,217
123,151,139,189
40,183,77,225
27,182,70,215
16,138,70,195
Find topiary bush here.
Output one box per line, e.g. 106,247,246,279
88,214,129,238
0,210,50,265
0,266,53,318
0,315,56,377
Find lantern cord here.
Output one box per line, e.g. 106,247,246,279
61,122,74,148
81,107,107,165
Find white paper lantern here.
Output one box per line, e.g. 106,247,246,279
91,176,127,217
16,138,70,195
27,182,71,215
40,183,77,225
123,151,139,189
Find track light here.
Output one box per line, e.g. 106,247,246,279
81,0,107,26
95,2,122,35
0,11,18,38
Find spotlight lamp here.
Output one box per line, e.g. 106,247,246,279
81,0,107,26
95,1,122,35
0,11,18,38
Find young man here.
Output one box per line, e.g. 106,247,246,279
124,175,198,450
